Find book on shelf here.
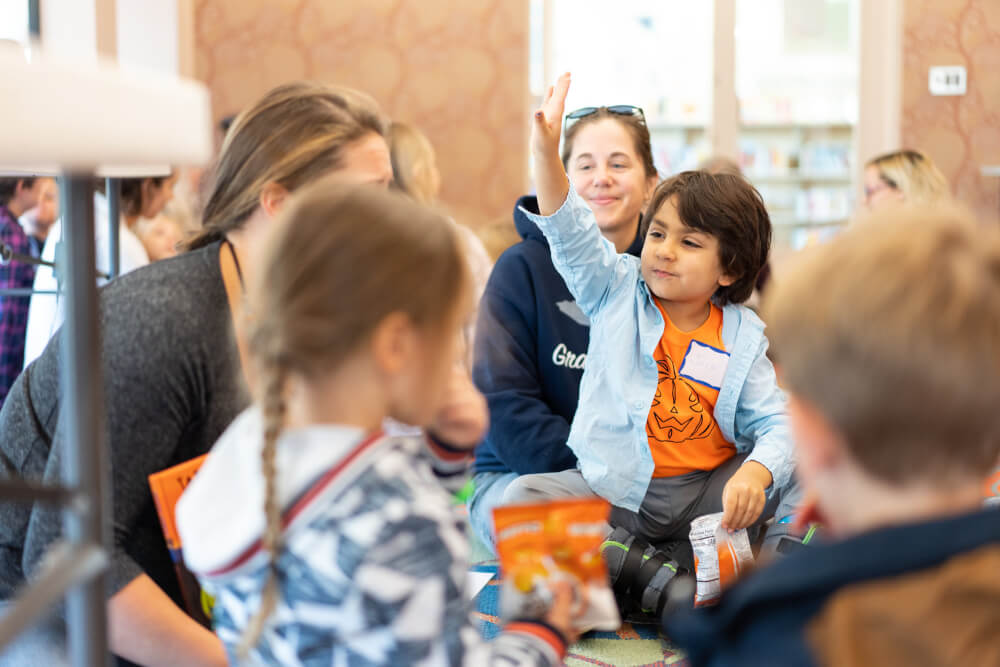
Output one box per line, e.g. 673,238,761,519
148,454,212,628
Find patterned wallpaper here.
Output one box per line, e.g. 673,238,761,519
902,0,1000,223
194,1,1000,227
194,0,529,231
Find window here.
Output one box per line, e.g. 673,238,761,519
736,0,859,252
532,0,714,175
0,0,30,44
533,0,862,254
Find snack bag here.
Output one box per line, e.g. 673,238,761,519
984,465,1000,507
688,512,754,607
493,498,619,632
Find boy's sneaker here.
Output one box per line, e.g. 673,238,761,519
600,527,689,618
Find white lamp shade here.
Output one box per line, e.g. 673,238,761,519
0,45,212,170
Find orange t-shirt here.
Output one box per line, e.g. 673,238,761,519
646,300,736,477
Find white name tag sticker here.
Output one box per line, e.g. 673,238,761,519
679,340,730,390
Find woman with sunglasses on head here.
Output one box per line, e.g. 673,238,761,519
863,149,950,210
469,104,659,551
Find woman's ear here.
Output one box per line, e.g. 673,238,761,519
644,174,660,201
258,181,291,219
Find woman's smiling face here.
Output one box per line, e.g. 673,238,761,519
566,117,655,239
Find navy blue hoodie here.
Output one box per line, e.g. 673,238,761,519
472,195,644,475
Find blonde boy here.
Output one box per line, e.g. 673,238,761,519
665,205,1000,665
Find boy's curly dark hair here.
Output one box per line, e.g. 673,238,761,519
641,171,771,304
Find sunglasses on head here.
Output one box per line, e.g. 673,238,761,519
564,105,646,133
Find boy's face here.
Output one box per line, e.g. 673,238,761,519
641,197,734,306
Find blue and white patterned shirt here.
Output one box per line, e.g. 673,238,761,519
177,408,566,666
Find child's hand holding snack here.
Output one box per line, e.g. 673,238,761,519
720,461,773,531
542,578,589,644
494,498,619,638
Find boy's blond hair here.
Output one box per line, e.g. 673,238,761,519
764,204,1000,486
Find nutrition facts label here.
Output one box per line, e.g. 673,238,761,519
689,512,754,605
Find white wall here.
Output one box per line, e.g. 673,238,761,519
0,0,29,44
116,0,179,73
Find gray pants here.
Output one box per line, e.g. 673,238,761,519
502,453,802,569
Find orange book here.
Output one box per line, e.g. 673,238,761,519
148,454,212,627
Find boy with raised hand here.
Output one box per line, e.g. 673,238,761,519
665,205,1000,665
506,72,801,614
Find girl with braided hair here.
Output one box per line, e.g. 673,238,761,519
177,183,582,666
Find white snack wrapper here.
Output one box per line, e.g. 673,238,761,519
689,512,754,606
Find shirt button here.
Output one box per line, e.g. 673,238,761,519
633,401,643,409
645,357,654,367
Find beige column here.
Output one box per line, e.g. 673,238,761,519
711,0,738,160
857,0,903,188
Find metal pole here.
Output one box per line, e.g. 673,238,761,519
59,175,110,667
28,0,40,39
0,289,61,296
105,178,120,280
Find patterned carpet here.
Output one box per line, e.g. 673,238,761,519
471,563,689,667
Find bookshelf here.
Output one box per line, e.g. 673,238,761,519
646,121,856,252
649,123,711,175
740,122,855,251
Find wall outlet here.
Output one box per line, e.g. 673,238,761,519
929,66,967,96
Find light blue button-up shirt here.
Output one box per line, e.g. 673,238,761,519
522,186,794,512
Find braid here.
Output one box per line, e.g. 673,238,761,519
230,183,471,657
237,352,287,658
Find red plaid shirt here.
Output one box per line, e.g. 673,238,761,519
0,205,37,406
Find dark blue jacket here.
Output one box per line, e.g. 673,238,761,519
472,195,643,475
664,507,1000,666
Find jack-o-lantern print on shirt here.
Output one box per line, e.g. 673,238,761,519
648,356,714,442
646,302,737,477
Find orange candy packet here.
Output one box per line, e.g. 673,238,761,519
493,498,620,631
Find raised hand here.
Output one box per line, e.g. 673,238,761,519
531,72,572,216
531,72,571,160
